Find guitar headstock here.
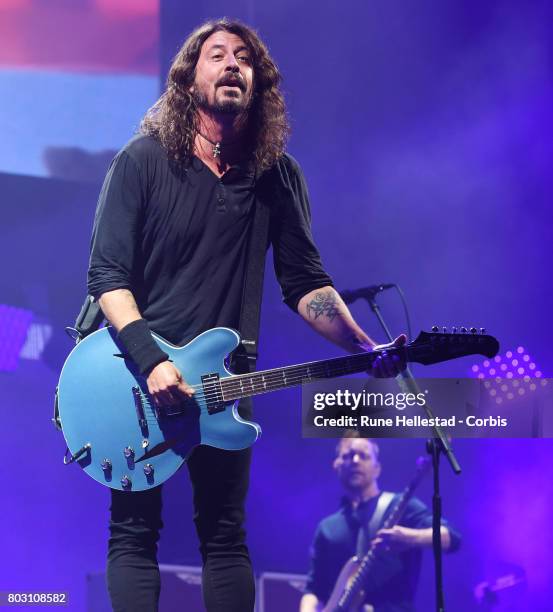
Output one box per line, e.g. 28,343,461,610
408,326,499,365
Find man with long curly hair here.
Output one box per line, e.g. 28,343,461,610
87,18,405,612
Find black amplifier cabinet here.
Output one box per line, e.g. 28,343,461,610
258,572,307,612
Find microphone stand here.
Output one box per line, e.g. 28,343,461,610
347,287,461,612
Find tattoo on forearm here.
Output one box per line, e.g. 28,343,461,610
306,291,340,322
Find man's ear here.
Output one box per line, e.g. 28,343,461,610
374,461,382,478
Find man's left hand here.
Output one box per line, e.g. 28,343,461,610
360,334,407,378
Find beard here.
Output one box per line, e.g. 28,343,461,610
192,80,251,115
192,84,251,115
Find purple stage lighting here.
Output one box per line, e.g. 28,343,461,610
0,304,34,371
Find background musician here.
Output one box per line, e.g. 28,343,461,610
300,436,461,612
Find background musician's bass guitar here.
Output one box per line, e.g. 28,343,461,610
56,326,498,491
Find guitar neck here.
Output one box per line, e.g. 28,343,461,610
380,480,420,530
219,328,499,403
221,349,392,402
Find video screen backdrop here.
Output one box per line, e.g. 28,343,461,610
0,0,159,179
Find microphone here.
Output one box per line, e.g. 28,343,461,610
339,284,395,304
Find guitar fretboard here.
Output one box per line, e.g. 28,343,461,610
220,350,382,401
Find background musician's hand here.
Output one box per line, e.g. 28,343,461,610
146,361,195,407
372,525,419,552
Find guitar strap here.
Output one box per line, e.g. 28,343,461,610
232,161,284,374
53,296,105,430
69,294,104,342
356,491,395,557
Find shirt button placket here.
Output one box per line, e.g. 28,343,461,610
216,180,226,213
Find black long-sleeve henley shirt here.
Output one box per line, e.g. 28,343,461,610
88,134,333,345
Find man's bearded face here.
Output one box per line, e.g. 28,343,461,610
192,30,254,115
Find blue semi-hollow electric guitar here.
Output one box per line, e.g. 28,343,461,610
57,326,498,491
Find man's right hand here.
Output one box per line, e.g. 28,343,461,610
146,361,195,407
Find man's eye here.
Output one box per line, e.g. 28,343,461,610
212,54,223,60
238,56,250,63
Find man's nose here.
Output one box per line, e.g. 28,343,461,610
352,454,360,463
224,54,240,72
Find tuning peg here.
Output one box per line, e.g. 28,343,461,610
431,325,439,332
452,326,457,334
442,326,448,333
480,328,486,335
460,327,468,333
470,327,477,334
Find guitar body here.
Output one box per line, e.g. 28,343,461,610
57,326,260,491
322,556,366,612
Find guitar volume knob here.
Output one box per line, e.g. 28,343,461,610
143,464,154,476
123,446,134,458
121,476,132,489
431,325,439,332
101,459,112,471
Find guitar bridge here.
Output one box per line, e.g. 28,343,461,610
201,373,226,414
132,386,149,433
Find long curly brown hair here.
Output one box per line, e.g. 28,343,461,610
141,18,289,172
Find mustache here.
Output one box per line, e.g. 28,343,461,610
216,75,246,91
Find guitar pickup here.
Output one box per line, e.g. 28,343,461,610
201,373,226,414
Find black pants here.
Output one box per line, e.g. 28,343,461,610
106,445,254,612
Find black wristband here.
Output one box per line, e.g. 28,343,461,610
117,319,169,376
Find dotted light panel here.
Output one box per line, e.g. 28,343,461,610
0,304,34,371
19,323,53,361
471,347,548,405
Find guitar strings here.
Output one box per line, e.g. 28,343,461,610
136,340,466,407
139,363,375,410
183,350,379,395
139,359,369,405
217,339,473,398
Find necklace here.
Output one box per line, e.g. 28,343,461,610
198,131,237,158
